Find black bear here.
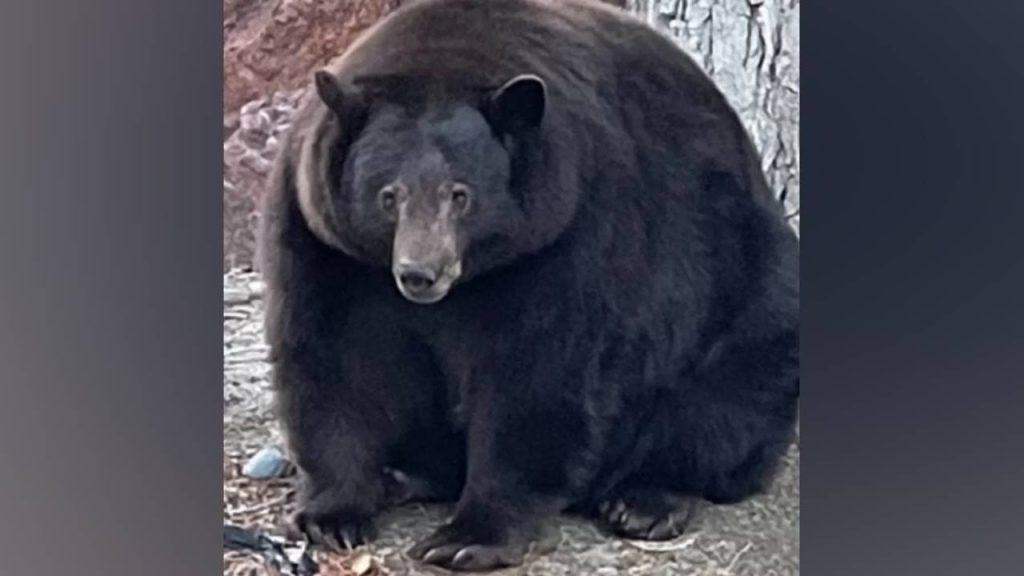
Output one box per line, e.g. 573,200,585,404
259,0,799,571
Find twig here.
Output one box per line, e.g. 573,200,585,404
723,541,754,573
623,533,699,552
227,489,295,517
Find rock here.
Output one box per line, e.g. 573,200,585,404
351,553,373,575
224,287,251,305
242,446,291,479
247,280,266,297
223,88,304,272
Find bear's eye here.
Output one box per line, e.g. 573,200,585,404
451,184,471,213
379,187,397,213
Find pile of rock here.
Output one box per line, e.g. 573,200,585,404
224,91,305,271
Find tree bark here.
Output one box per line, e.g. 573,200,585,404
627,0,800,233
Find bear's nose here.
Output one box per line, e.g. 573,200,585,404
395,262,437,293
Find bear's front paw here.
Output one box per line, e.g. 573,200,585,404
290,497,377,552
408,521,528,571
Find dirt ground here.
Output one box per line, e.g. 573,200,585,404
223,269,800,575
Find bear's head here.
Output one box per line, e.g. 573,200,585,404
299,71,550,304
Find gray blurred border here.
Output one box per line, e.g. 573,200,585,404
801,1,1024,574
0,1,223,574
1,0,1023,575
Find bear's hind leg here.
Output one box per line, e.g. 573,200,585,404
692,329,799,505
589,402,789,542
591,328,798,541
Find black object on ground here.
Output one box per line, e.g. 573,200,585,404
224,523,318,576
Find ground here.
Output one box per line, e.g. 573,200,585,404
223,269,800,575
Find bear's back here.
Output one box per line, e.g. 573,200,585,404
321,0,768,205
328,0,721,124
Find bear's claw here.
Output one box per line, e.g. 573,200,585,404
408,523,527,571
598,490,702,541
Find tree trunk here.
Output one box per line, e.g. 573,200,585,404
627,0,800,233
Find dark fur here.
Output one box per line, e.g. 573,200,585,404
259,0,799,570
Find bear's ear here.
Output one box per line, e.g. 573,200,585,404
314,70,364,119
485,74,547,136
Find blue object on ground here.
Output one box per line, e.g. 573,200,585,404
242,446,290,479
